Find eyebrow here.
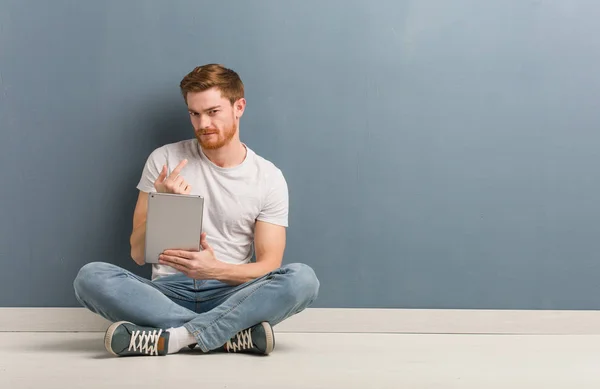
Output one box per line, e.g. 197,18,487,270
189,105,221,114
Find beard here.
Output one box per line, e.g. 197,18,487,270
196,122,237,150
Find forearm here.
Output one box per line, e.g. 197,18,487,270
211,261,278,286
129,220,146,266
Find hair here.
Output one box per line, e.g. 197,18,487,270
179,64,244,105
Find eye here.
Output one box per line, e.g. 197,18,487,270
189,111,199,116
208,110,219,116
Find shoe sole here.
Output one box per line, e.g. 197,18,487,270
104,321,131,356
261,322,275,355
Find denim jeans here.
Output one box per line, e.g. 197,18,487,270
73,262,319,352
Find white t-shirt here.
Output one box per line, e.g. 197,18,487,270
136,139,289,280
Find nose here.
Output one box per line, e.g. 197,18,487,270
199,115,212,130
191,114,212,131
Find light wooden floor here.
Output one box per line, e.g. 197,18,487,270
1,332,600,388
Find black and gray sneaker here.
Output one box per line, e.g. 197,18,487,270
104,321,170,357
223,321,274,355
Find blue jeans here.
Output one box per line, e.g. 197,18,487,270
73,262,319,352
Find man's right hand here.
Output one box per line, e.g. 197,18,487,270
154,159,192,194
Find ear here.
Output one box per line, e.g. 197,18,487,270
234,98,246,119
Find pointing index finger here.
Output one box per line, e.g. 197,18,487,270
169,159,188,179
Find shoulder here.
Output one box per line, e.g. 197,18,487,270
247,147,287,184
147,139,199,160
157,139,198,155
247,148,289,224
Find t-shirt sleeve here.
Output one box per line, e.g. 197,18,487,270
257,169,289,227
136,147,166,193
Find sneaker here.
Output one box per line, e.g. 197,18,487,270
224,321,274,355
104,321,170,356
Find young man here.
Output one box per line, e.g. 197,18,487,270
73,64,319,357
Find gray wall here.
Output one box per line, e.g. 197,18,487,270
2,0,600,309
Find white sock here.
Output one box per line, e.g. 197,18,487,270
166,326,197,354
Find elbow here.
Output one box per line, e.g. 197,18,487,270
129,241,145,266
131,251,145,266
257,258,282,276
130,249,145,266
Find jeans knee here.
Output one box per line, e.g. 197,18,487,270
282,263,320,306
73,262,119,300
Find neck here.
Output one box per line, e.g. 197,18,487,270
201,137,247,168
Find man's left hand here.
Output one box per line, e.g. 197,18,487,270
159,232,221,279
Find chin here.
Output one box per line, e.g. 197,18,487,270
198,138,228,150
201,142,221,150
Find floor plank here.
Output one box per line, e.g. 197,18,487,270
1,332,599,388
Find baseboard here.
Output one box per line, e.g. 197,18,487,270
2,308,600,334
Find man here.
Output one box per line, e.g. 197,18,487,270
73,64,320,357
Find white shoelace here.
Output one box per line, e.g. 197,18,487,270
226,329,253,352
128,329,163,355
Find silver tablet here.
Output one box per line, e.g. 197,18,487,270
144,192,204,264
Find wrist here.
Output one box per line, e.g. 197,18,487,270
209,260,231,281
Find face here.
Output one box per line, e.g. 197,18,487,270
186,88,245,150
